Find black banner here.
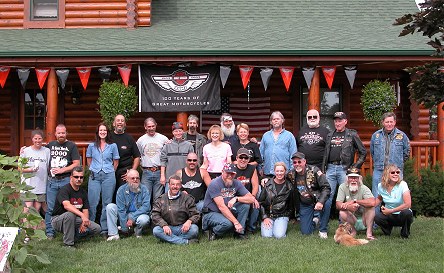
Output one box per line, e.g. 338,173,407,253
138,65,220,112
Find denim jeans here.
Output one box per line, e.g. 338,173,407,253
202,202,250,236
320,164,347,233
106,203,150,236
195,200,204,213
88,171,116,233
152,224,199,244
45,176,70,237
248,206,260,232
299,203,316,235
141,170,162,204
261,217,289,238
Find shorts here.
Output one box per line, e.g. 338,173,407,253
354,218,366,231
22,193,46,203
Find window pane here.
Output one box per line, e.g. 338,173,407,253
24,89,46,130
32,0,58,20
301,87,341,132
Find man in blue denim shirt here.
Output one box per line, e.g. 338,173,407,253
260,111,297,176
370,112,410,197
106,169,151,240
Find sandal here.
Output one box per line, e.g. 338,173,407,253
366,235,377,241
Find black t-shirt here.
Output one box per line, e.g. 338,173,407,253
181,168,206,201
52,183,89,216
46,140,80,176
297,126,330,167
234,164,256,193
274,182,285,194
328,131,346,162
230,141,262,165
185,134,197,151
111,132,141,170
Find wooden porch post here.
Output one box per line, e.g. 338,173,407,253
308,67,320,111
46,68,58,141
438,101,444,167
177,112,188,131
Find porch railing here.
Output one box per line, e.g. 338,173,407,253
75,140,440,176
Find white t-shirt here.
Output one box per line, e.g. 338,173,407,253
137,133,169,167
21,146,51,194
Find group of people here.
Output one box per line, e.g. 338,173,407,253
19,110,414,247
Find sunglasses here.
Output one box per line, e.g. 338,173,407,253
72,176,84,179
187,159,198,162
128,177,140,181
307,116,318,119
292,160,304,164
238,156,249,160
390,171,401,174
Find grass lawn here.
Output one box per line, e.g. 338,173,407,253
23,216,443,273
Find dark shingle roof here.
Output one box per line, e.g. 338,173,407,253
0,0,432,57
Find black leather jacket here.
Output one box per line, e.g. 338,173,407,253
322,128,367,172
288,165,331,207
258,177,294,220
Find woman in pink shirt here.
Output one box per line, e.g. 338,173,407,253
201,125,232,179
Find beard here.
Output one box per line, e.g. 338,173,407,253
349,184,359,192
128,183,140,193
115,126,125,134
295,166,304,173
307,120,320,128
188,125,197,132
221,123,236,137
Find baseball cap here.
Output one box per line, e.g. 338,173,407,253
237,148,250,157
347,167,360,177
333,112,347,120
172,122,183,131
291,152,306,160
222,163,237,173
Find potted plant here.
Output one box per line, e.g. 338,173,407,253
361,80,397,127
97,80,138,127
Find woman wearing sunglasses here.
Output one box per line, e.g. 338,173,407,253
374,164,413,239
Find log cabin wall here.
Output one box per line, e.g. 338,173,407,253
0,0,151,29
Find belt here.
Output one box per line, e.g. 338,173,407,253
142,166,159,172
329,161,341,165
52,173,70,180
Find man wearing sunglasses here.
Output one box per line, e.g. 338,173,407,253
234,148,260,234
175,152,211,212
51,166,101,248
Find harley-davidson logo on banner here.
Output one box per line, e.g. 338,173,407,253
139,65,220,112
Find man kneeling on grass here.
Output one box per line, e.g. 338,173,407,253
202,163,256,240
51,166,101,248
106,169,151,241
336,167,376,240
152,175,200,244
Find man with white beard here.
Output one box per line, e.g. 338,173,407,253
296,109,330,169
220,113,238,145
106,169,151,241
288,152,330,236
335,167,376,240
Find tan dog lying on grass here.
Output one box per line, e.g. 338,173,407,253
334,222,369,246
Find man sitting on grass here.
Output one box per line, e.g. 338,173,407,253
336,167,376,240
202,163,256,240
51,166,101,248
106,169,151,241
152,175,200,244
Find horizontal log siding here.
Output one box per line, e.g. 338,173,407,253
0,87,13,154
0,0,150,29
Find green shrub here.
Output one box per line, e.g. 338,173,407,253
361,80,397,126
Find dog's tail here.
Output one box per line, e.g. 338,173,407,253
357,239,369,245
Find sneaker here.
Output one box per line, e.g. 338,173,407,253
312,217,320,228
319,231,328,239
63,244,76,249
206,230,217,241
106,234,120,241
47,235,54,240
234,233,249,240
135,235,142,239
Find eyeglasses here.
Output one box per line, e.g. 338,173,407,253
292,160,303,164
307,116,318,119
390,171,400,174
128,177,140,181
238,156,249,160
72,176,84,179
187,159,198,162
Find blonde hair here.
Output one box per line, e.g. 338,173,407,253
236,123,249,133
381,164,402,189
207,125,224,141
274,161,287,172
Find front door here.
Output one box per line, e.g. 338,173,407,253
21,88,46,147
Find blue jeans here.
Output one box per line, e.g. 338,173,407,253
261,217,289,238
45,176,70,237
106,203,150,236
153,224,199,244
320,164,346,233
372,168,383,197
248,206,260,232
141,170,162,203
299,203,316,235
195,200,204,213
202,202,250,236
88,171,116,233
